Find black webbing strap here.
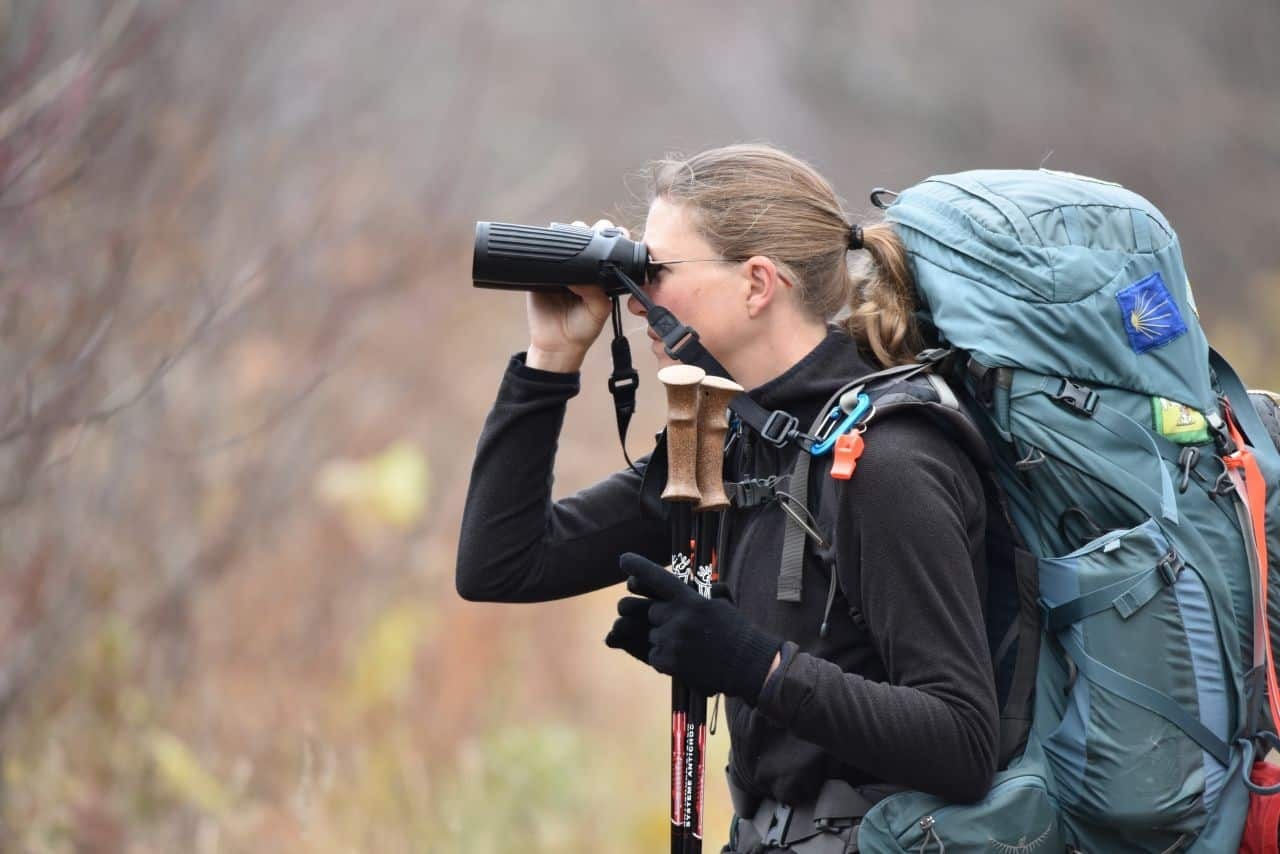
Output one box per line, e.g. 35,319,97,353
606,298,640,472
777,451,810,604
604,265,811,450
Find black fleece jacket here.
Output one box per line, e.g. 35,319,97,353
456,330,998,806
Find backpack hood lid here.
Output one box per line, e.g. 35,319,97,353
885,169,1215,412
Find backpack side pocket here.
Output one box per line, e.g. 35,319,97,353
1038,517,1231,833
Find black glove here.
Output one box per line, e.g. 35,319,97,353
605,553,782,704
606,578,735,664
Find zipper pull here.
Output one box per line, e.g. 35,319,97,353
919,815,946,853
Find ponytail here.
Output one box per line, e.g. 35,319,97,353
842,222,923,367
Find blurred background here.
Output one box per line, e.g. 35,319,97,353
0,1,1277,850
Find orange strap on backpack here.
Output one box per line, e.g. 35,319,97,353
1223,407,1280,733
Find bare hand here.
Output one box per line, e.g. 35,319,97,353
525,219,626,373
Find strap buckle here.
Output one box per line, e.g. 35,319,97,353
1157,549,1185,586
728,476,782,508
760,410,801,448
762,802,793,846
967,359,998,408
606,371,637,395
1051,379,1099,417
660,320,700,360
1208,408,1238,457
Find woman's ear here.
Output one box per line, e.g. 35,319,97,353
742,255,785,318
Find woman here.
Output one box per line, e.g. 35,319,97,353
456,143,998,852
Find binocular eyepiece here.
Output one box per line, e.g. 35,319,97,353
472,221,649,297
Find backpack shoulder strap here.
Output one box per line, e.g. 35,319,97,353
776,369,989,604
777,367,1040,766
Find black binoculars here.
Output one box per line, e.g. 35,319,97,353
472,221,649,296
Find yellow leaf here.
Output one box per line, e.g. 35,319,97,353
148,730,230,815
366,441,429,528
315,440,429,532
347,602,431,714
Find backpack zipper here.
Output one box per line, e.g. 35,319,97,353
907,774,1045,848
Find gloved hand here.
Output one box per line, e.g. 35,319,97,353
605,553,782,704
605,578,734,664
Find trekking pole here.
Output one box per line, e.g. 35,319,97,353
658,363,706,854
687,375,743,854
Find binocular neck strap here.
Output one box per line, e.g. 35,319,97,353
607,297,641,473
603,266,813,453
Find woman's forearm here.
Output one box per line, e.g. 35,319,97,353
455,354,666,602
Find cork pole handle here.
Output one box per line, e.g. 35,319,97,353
659,364,706,503
694,376,743,513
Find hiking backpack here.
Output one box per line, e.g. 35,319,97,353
784,170,1280,852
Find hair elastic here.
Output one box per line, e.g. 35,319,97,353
848,224,864,251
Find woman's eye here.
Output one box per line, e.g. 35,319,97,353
646,263,667,284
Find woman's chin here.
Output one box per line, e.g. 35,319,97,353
649,337,676,367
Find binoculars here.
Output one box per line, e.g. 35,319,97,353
472,221,649,296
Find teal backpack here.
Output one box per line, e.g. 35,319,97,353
816,170,1280,852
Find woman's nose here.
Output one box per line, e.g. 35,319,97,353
626,293,646,317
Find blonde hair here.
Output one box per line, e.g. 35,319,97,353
641,143,922,367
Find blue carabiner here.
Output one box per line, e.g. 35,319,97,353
810,393,871,456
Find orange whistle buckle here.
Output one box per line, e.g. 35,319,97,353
830,432,865,480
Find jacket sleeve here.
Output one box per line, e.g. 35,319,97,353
753,415,999,803
455,353,669,603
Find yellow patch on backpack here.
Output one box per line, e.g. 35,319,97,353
1152,397,1211,444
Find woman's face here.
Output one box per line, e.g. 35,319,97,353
629,197,752,367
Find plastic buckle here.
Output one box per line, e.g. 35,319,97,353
728,476,781,508
1157,550,1185,586
660,322,699,360
915,347,950,365
762,802,793,846
760,410,800,448
1208,409,1238,457
1051,379,1099,417
967,360,997,409
607,371,637,395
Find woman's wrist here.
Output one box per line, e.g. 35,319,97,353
527,345,587,374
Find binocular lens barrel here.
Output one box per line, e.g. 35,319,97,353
472,221,648,296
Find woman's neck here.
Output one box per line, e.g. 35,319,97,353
724,317,830,391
